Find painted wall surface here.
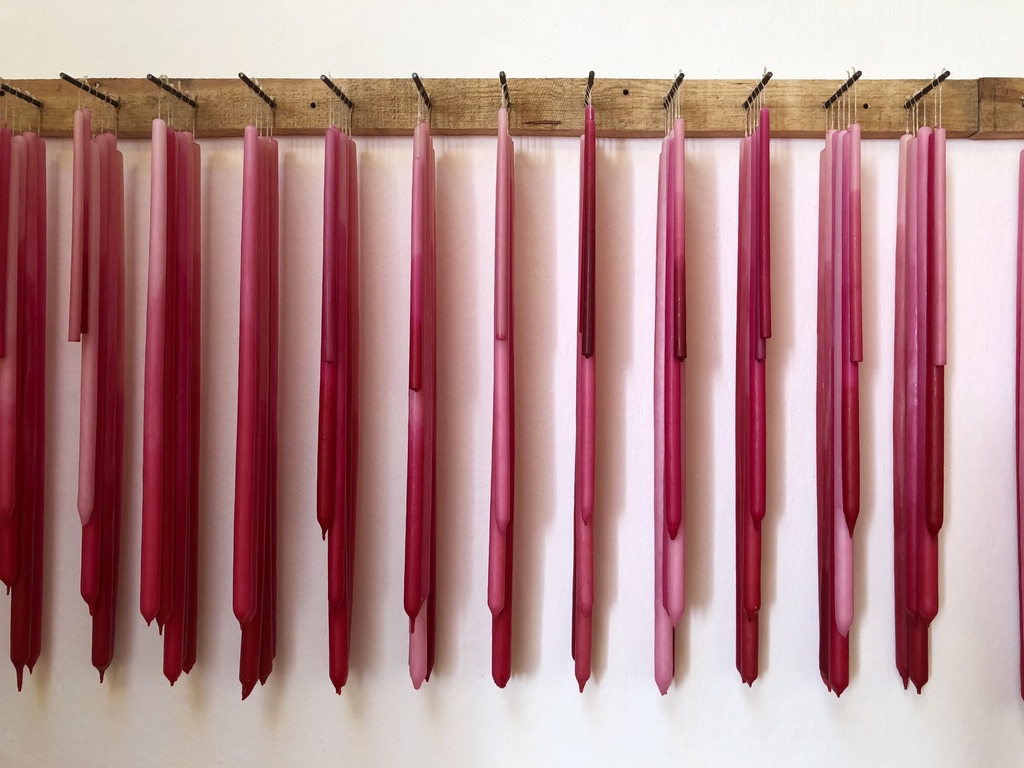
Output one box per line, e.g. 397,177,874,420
2,2,1024,765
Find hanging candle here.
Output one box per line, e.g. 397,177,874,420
0,120,47,690
141,113,202,685
572,72,597,692
318,100,360,693
67,109,126,682
489,81,515,688
735,92,771,687
1016,146,1024,701
653,78,686,694
234,115,280,699
405,79,437,689
816,83,863,695
893,79,947,693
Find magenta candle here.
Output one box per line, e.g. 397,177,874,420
488,104,515,688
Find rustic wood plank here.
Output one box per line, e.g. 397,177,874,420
976,78,1024,139
0,76,983,140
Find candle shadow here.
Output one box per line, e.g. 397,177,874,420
192,140,232,691
110,158,142,687
432,137,488,678
346,141,406,679
758,140,799,676
590,140,635,680
509,137,558,678
674,139,724,681
37,159,62,678
850,148,884,683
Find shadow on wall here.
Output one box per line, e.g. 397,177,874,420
590,139,635,679
675,137,723,681
509,136,559,677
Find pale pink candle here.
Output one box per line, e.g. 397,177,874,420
344,132,360,634
664,127,683,542
653,138,674,693
816,131,833,688
184,138,202,675
893,133,912,688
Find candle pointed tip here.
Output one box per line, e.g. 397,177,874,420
913,681,925,695
657,680,670,696
97,668,106,683
241,680,256,700
576,674,589,693
15,666,23,691
492,672,509,689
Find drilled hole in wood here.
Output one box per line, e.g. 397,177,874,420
863,103,869,109
622,88,630,96
310,101,317,109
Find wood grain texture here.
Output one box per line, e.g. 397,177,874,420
976,78,1024,139
0,76,987,139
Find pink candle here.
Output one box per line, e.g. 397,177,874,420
893,134,912,688
0,129,10,362
79,138,103,614
574,102,597,691
758,107,772,343
141,118,168,625
184,138,202,675
489,104,515,687
317,127,340,541
407,118,436,689
68,109,90,341
0,137,21,526
26,132,48,679
663,121,685,626
1017,148,1024,699
234,125,260,627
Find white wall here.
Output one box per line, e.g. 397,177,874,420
3,2,1024,766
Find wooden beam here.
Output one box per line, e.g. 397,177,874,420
0,75,982,140
976,78,1024,139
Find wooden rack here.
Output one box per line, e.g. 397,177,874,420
0,76,1022,139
